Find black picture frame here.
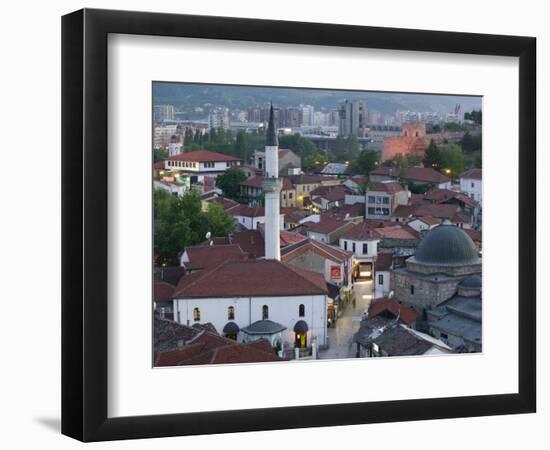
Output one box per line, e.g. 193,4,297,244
62,8,536,442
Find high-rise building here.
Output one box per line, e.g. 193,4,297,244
154,104,176,124
338,100,367,137
300,105,315,127
208,108,230,130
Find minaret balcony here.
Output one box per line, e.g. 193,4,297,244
262,176,283,193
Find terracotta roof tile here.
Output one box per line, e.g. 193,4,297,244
183,244,248,271
173,260,327,299
166,150,242,162
368,297,417,326
460,168,482,180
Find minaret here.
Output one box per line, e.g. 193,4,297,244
263,103,282,260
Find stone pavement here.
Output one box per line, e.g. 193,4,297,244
318,280,373,360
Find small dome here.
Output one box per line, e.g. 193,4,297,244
293,320,309,333
222,321,240,335
460,274,482,289
414,224,480,266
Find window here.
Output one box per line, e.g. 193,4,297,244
362,243,368,254
410,285,415,295
193,307,200,322
382,197,389,204
378,274,384,285
471,182,475,188
343,241,348,251
299,304,305,317
262,305,269,320
368,196,376,203
352,242,356,253
289,193,293,199
228,306,235,320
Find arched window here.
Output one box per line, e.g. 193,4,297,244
262,305,269,320
228,306,235,320
193,307,200,322
299,304,305,317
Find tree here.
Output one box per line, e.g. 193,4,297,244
351,149,379,175
153,189,236,266
423,139,443,170
235,130,249,162
215,167,247,199
464,109,482,125
153,147,167,163
460,132,482,153
204,202,236,237
441,144,465,177
302,152,328,172
405,153,423,167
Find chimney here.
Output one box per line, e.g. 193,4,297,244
262,103,282,260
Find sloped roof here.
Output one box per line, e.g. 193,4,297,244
460,168,482,180
412,203,461,219
401,167,451,183
340,221,380,241
374,225,419,240
370,181,404,194
166,150,242,162
306,216,355,235
281,237,352,264
230,205,266,218
154,281,175,303
375,253,393,271
183,244,248,271
368,298,417,326
172,259,327,299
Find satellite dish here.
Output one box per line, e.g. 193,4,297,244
205,231,212,240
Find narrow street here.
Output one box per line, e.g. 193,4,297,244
318,280,373,360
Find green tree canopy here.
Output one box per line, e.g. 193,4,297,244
423,139,443,170
351,149,379,175
441,144,465,177
154,189,236,266
215,167,247,200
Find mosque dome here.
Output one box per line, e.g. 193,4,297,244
414,224,480,267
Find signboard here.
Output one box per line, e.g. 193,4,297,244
330,265,341,280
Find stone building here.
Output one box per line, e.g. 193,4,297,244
390,223,481,326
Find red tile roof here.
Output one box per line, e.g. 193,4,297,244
374,225,419,240
230,205,266,218
154,281,175,303
240,176,294,190
370,181,404,193
183,244,248,271
392,205,414,218
413,215,441,226
281,238,352,264
368,297,417,326
172,259,327,299
464,228,482,242
412,203,461,219
166,150,242,162
306,216,355,236
340,221,380,241
402,167,451,183
375,253,393,271
460,168,482,180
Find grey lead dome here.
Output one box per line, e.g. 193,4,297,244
414,224,480,266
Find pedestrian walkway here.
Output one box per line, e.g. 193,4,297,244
318,280,373,360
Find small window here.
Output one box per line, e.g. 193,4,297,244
362,243,368,254
343,241,348,251
471,182,475,188
352,242,356,253
410,285,415,295
378,274,384,285
193,307,200,322
228,306,235,320
262,305,269,320
289,193,293,199
299,304,305,317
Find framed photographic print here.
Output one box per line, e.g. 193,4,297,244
61,8,536,442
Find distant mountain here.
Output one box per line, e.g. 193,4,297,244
153,82,482,118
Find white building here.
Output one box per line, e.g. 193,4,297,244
338,221,381,280
231,205,284,231
153,180,188,197
171,105,329,353
459,168,482,203
374,253,392,298
164,150,242,181
407,216,441,233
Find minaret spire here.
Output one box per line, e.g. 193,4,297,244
266,101,278,147
262,103,282,260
